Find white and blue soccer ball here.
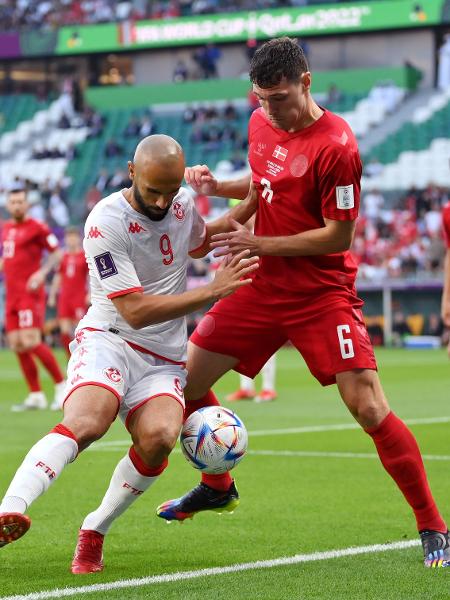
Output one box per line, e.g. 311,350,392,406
180,406,248,474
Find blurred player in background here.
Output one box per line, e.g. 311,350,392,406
441,200,450,357
226,355,277,402
157,37,450,569
48,227,89,360
0,135,259,574
0,189,66,411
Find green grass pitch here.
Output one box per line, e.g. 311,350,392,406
0,347,449,599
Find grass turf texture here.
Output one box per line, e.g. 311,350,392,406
0,347,449,599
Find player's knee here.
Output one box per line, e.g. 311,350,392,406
136,424,179,459
62,416,108,451
340,370,387,427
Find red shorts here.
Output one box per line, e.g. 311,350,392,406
58,294,87,321
5,292,46,332
190,282,377,386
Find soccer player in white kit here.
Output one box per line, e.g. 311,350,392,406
0,135,258,573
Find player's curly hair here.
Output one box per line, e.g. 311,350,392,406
249,37,309,88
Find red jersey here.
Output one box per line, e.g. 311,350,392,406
443,202,450,248
1,218,58,296
248,107,362,294
59,250,89,299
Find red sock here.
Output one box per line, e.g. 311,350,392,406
60,333,72,359
366,412,447,532
16,351,41,392
32,343,64,383
129,446,168,476
185,390,233,492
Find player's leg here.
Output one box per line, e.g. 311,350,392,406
59,318,73,360
20,327,66,409
6,327,45,411
255,354,277,402
157,286,285,521
0,385,118,547
289,298,449,568
72,396,183,574
336,369,449,567
226,374,256,401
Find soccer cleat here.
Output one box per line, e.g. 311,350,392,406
254,389,278,403
50,380,66,411
11,392,47,412
157,481,239,522
420,530,450,568
225,389,254,401
0,512,31,546
71,529,104,574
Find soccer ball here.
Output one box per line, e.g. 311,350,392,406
180,406,248,474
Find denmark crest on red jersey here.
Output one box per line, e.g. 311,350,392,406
172,201,185,221
103,367,123,385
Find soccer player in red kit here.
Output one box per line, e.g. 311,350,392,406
48,227,89,359
157,37,450,568
442,201,450,357
0,189,66,411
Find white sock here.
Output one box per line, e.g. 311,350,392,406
240,375,255,392
262,355,276,390
0,433,78,513
81,453,161,535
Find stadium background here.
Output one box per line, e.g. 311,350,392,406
0,2,450,598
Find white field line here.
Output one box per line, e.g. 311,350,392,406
89,415,450,450
0,539,421,600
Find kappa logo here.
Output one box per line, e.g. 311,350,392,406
75,330,86,344
128,222,146,234
73,361,87,371
103,367,123,384
70,373,83,386
272,145,288,162
87,226,104,239
172,201,185,221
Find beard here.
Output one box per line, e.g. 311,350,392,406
133,184,171,222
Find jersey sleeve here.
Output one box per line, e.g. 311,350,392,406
188,202,207,254
318,144,362,221
83,219,143,299
38,222,59,252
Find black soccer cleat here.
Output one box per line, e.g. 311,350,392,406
420,529,450,568
157,481,239,522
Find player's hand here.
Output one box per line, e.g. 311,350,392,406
209,250,259,299
210,219,260,258
185,164,218,196
27,270,45,292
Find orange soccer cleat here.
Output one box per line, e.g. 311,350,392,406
254,389,278,403
225,389,255,401
0,512,31,547
71,529,104,574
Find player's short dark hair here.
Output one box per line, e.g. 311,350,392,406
8,188,26,196
249,37,309,88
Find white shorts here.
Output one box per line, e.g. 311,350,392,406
64,328,186,430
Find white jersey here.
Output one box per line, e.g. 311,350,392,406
78,189,206,363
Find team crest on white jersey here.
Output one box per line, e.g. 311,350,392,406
172,201,185,221
103,367,123,384
272,145,288,162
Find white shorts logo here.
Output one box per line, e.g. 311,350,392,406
336,185,354,209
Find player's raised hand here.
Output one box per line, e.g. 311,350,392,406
210,219,260,258
184,164,218,196
209,250,259,299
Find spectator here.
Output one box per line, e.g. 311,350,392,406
139,115,156,137
424,313,444,337
365,157,384,178
326,83,342,105
438,33,450,91
104,139,123,158
363,189,385,221
173,60,189,83
392,311,412,346
123,116,140,137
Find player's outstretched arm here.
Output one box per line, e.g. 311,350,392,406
185,165,251,201
47,272,61,308
27,248,63,291
210,218,356,258
111,250,259,329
